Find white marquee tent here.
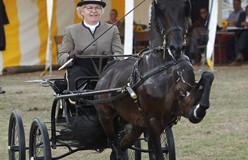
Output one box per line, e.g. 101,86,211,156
0,0,81,75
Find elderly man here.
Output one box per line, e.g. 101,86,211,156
230,5,248,66
58,0,123,91
223,0,244,63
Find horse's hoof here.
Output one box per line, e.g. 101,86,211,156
188,104,206,124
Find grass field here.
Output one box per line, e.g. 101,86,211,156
0,65,248,160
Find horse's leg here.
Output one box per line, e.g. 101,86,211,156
120,123,144,150
188,71,214,123
95,104,122,160
198,71,214,109
147,117,165,160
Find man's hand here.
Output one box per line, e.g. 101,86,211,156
68,50,81,59
241,21,248,27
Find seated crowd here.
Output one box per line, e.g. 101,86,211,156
186,0,248,66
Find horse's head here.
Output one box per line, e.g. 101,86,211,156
150,0,191,61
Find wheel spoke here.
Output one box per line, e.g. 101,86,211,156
14,125,19,146
35,128,45,157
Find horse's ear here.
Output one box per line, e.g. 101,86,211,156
183,0,192,35
184,0,191,18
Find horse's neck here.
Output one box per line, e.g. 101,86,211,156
150,26,163,48
139,52,164,73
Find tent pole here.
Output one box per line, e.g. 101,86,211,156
124,0,134,55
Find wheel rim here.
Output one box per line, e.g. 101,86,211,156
8,110,26,160
9,118,19,159
165,128,176,160
148,128,176,160
29,118,51,160
161,131,169,159
128,139,141,160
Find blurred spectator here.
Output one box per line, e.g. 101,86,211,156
187,7,209,63
0,0,9,94
0,0,9,51
229,5,248,66
226,0,244,27
222,0,244,63
190,0,209,23
106,9,124,43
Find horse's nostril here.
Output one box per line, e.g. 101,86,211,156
182,45,186,51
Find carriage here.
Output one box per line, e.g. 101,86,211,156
8,66,176,159
8,0,214,159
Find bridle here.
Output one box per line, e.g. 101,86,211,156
152,0,190,61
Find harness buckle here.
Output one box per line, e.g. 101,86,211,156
126,83,137,99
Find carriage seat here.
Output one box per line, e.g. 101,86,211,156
54,76,100,124
74,76,99,91
52,79,67,94
51,76,99,95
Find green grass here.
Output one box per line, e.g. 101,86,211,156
1,65,248,159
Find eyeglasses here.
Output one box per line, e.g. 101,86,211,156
83,6,102,12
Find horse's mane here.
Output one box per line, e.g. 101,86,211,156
149,1,162,48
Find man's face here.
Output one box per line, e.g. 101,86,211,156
200,9,208,20
81,4,103,25
233,0,241,11
110,10,117,20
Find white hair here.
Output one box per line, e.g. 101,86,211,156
77,6,84,19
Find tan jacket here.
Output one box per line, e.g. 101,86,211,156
58,22,123,66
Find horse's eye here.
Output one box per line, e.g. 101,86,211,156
159,6,166,12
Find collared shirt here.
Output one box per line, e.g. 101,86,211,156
84,21,100,34
227,8,244,27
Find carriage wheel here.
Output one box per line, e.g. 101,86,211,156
165,127,176,160
29,117,51,160
148,127,176,160
8,110,26,160
128,139,141,160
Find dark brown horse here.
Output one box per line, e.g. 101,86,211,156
94,0,214,159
